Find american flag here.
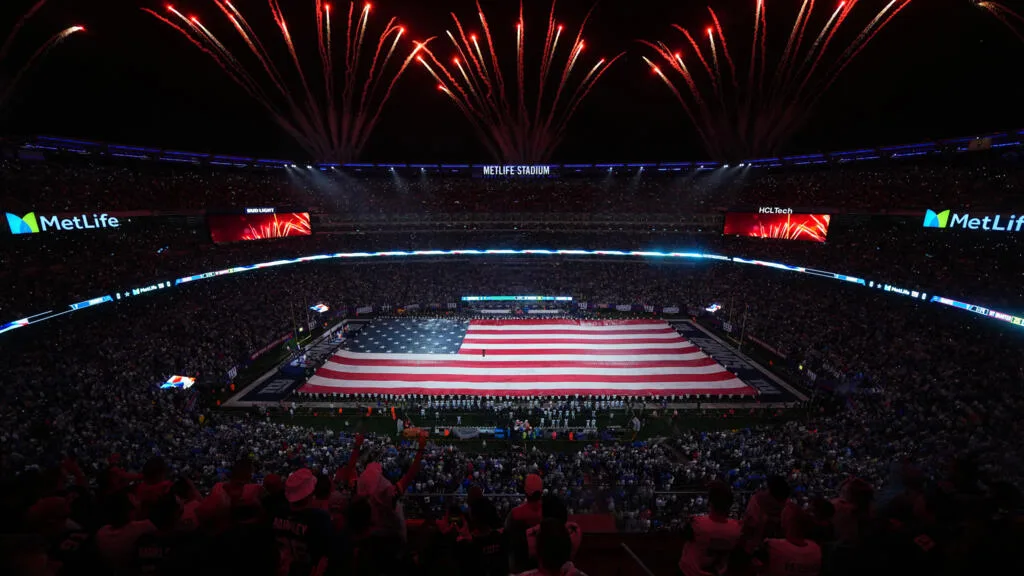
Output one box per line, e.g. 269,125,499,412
299,319,755,397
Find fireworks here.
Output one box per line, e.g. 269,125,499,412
415,1,622,163
976,2,1024,42
643,1,913,160
0,1,84,108
756,214,831,242
241,212,312,241
146,2,423,162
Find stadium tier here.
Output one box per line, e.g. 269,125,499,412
3,134,1024,576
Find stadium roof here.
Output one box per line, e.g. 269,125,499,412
19,129,1024,175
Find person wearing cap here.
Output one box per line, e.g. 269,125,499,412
271,468,333,576
506,473,545,572
508,474,545,529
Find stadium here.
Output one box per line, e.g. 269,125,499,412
2,1,1023,576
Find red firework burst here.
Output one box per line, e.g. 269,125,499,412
1,1,84,108
414,0,623,163
643,0,913,160
145,2,425,162
241,213,313,241
976,1,1024,43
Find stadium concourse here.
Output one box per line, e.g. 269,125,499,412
1,142,1023,575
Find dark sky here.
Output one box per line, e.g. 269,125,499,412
1,0,1022,162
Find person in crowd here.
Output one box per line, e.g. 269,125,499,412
272,468,333,576
516,519,588,576
760,507,822,576
93,491,157,574
506,473,545,572
679,481,742,576
356,433,426,543
132,492,194,575
526,493,582,563
456,496,508,576
743,476,793,552
136,458,172,519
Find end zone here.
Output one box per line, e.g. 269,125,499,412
671,320,808,404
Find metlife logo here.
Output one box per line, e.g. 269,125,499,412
5,211,121,235
923,209,1024,232
757,207,794,215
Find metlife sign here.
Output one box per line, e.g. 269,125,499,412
923,209,1024,232
6,211,121,235
475,165,557,178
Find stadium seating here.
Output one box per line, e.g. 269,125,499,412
2,146,1023,576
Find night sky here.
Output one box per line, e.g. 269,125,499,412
1,0,1022,162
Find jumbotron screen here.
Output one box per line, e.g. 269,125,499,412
723,212,831,243
208,212,312,243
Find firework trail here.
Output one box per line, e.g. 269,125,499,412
976,1,1024,43
757,214,830,241
643,1,913,160
416,0,623,163
1,1,84,108
242,213,312,240
147,2,425,162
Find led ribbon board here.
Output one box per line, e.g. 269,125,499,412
461,296,573,302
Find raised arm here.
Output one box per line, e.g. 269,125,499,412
335,433,365,488
396,434,427,494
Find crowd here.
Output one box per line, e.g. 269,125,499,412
3,221,1021,323
1,255,1022,573
2,149,1023,574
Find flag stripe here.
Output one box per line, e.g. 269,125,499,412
462,337,684,345
330,351,709,362
464,328,677,336
326,354,720,369
299,384,753,397
462,332,681,340
314,369,739,383
458,347,699,355
300,319,756,397
317,361,729,377
467,319,663,326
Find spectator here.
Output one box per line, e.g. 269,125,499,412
93,491,157,574
679,481,742,576
743,476,793,552
761,507,822,576
272,468,332,576
517,518,588,576
457,496,508,576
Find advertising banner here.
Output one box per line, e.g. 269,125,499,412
724,212,831,242
208,212,311,243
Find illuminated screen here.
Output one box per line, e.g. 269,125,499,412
724,212,831,242
161,375,195,389
208,212,311,243
461,295,573,302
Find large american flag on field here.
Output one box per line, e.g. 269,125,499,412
298,319,755,397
